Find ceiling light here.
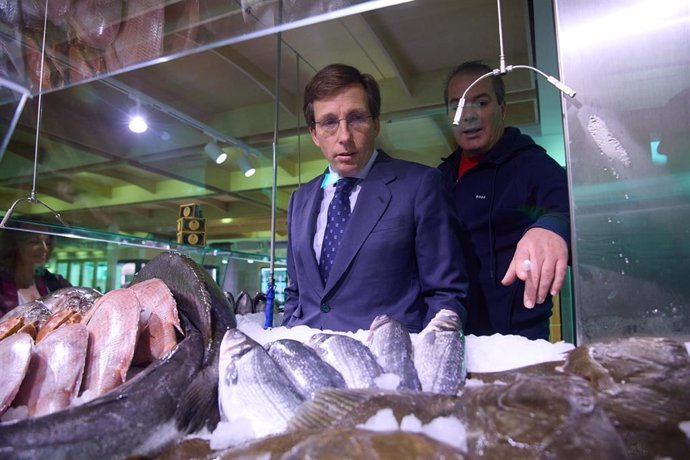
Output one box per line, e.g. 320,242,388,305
204,142,228,164
220,217,233,224
237,155,256,177
128,115,148,133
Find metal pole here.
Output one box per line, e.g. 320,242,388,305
264,0,283,329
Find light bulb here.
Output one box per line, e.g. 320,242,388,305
129,115,148,133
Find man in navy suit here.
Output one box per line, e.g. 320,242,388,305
282,64,468,333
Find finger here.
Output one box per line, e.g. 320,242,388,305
536,261,555,304
513,248,533,282
501,257,519,286
523,267,538,309
550,258,569,296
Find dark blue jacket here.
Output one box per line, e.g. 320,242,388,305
438,127,570,339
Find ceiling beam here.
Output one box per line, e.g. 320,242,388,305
211,46,297,118
341,14,412,97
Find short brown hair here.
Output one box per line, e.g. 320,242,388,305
303,64,381,127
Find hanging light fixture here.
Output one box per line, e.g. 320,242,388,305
237,155,256,177
204,141,228,164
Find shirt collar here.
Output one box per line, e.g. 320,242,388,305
321,149,379,189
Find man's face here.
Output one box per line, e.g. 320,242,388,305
447,73,505,158
310,84,380,177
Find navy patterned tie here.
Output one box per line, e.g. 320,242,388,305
319,177,358,283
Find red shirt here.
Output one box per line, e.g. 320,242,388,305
458,154,481,179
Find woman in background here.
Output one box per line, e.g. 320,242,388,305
0,228,70,316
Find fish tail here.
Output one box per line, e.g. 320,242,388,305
174,364,220,433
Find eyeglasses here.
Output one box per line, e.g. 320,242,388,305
312,112,374,135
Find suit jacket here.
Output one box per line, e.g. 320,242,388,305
282,151,468,333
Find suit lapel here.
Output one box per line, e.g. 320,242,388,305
324,152,396,294
295,177,327,293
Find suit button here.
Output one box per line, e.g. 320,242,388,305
320,303,331,313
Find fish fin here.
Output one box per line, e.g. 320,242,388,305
288,388,375,431
175,363,220,433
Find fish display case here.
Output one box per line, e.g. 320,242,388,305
1,1,690,458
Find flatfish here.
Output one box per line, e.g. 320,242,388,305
562,336,690,459
307,333,383,389
456,374,628,459
414,309,466,394
216,427,472,460
367,314,421,391
289,388,460,431
266,339,346,399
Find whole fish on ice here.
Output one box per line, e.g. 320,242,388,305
367,314,421,391
217,329,304,441
414,309,466,394
307,333,383,390
266,338,346,399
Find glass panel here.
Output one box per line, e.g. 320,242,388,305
82,260,95,287
556,0,690,342
68,260,82,286
2,0,544,314
0,219,284,308
0,78,31,162
9,0,411,93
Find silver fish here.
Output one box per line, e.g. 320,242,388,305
367,315,421,391
307,333,383,389
40,287,102,316
252,291,267,313
414,309,466,395
234,290,253,316
0,287,101,328
218,329,304,438
266,339,346,399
